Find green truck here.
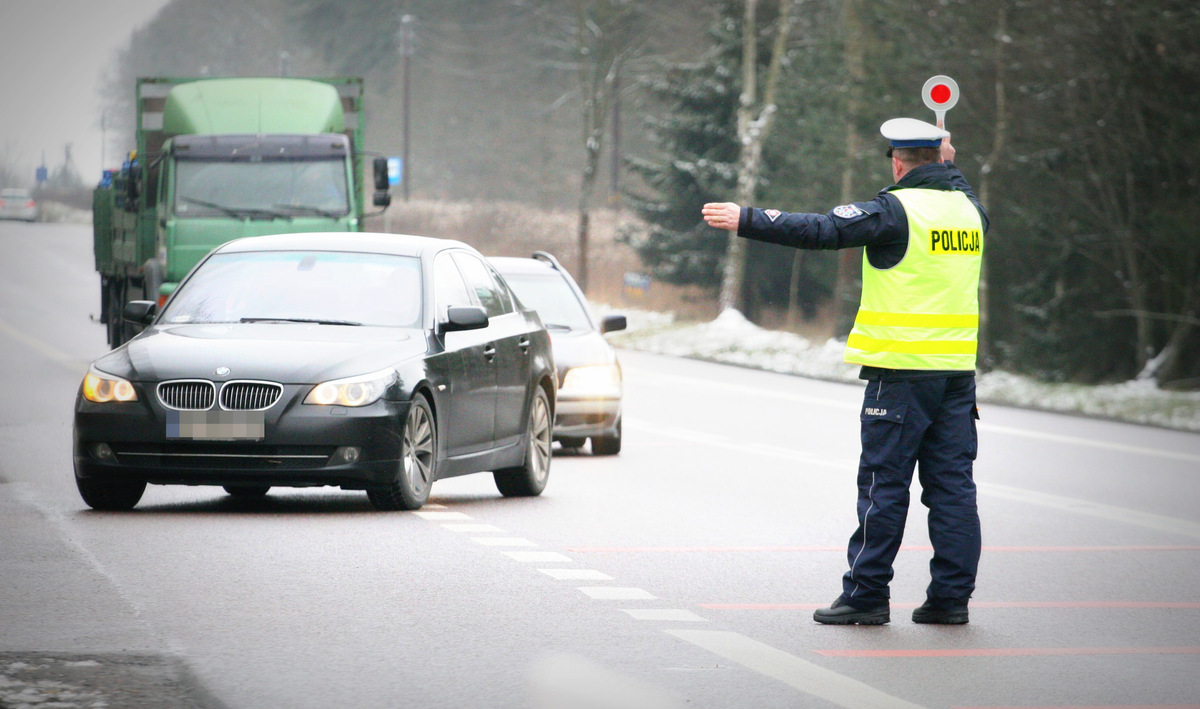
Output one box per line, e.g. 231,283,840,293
93,76,391,346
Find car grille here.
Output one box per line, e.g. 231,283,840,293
158,380,216,411
111,443,336,470
220,381,283,411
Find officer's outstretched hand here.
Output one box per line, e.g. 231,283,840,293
702,202,741,231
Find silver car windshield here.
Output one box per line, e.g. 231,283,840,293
501,273,592,331
161,251,423,328
174,158,350,219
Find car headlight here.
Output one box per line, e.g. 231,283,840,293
560,364,621,396
82,369,138,403
304,369,395,407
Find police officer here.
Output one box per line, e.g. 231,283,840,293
701,117,987,625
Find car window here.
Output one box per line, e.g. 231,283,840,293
452,253,512,318
160,251,423,327
433,252,474,318
498,271,592,331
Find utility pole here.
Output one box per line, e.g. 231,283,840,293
400,14,415,201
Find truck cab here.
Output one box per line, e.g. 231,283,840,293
94,77,390,347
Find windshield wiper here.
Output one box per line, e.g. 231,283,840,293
181,197,293,221
542,323,573,331
240,317,362,326
272,203,346,219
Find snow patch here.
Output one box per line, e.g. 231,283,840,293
607,308,1200,431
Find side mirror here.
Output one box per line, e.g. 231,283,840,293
441,305,488,333
373,190,392,208
600,314,627,334
373,156,390,191
123,300,158,326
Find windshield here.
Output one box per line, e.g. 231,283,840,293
174,158,350,219
501,273,593,331
160,251,423,328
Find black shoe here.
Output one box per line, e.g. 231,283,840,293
813,598,890,625
911,599,969,624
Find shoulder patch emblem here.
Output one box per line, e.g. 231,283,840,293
764,209,781,222
832,204,865,219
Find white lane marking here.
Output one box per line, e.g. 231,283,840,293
627,418,852,471
979,482,1200,540
980,422,1200,464
473,536,537,547
579,587,657,600
423,503,448,509
414,511,473,521
539,569,614,581
503,551,572,563
621,609,707,622
631,418,1200,538
0,317,89,373
666,630,927,709
442,523,505,533
627,365,1200,463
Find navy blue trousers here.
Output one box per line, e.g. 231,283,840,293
840,375,981,609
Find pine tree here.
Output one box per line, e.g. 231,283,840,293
621,4,743,290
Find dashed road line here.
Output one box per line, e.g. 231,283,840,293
539,569,614,581
472,536,537,547
413,510,472,521
578,586,657,600
622,609,707,622
502,550,573,563
442,523,505,533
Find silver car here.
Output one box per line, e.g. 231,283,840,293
0,188,37,222
490,252,625,455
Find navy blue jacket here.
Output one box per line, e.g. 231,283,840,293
736,161,989,380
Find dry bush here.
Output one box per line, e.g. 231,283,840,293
369,199,718,320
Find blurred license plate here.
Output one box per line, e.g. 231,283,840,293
166,411,265,440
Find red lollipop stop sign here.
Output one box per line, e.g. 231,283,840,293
922,75,959,127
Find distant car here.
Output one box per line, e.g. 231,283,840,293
73,232,556,511
490,252,625,455
0,187,37,222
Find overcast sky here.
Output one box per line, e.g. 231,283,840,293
0,0,169,184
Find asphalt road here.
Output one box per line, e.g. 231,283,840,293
2,221,1199,709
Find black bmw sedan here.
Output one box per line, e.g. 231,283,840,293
73,232,556,511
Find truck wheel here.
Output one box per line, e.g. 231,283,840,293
494,387,552,497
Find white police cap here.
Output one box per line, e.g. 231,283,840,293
880,117,948,149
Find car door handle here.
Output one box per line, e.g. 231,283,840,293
518,337,531,353
483,344,497,360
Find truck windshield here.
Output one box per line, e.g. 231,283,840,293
174,158,350,219
160,251,423,328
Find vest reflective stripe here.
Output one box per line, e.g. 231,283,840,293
843,187,983,371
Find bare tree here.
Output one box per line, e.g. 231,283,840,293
718,0,797,313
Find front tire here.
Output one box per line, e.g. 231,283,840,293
368,394,436,511
76,473,146,511
223,485,270,498
494,387,552,497
591,418,622,456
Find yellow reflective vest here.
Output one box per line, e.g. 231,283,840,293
844,188,984,370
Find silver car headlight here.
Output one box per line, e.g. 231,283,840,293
304,368,395,407
559,364,621,397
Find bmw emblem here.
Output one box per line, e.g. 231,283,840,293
215,367,231,376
